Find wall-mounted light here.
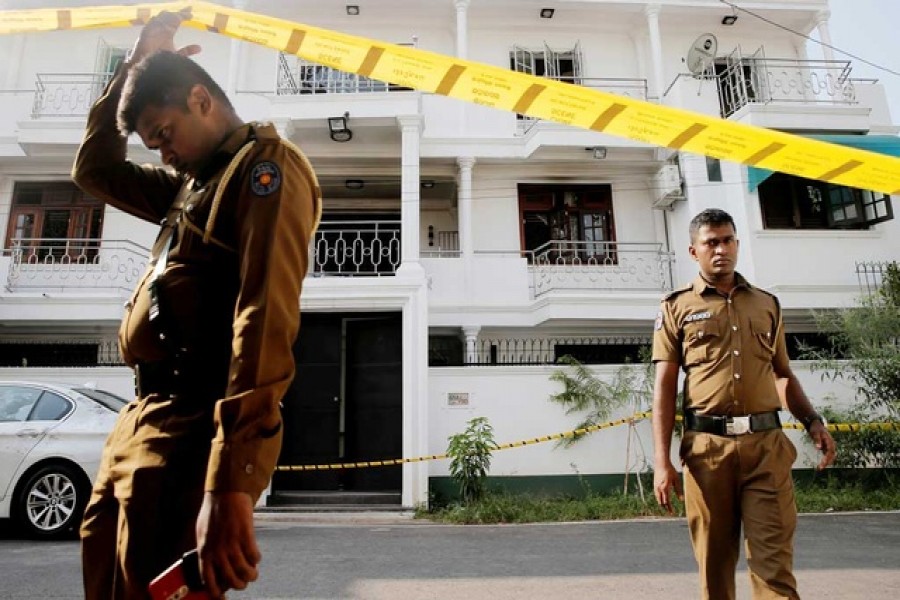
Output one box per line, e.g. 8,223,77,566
586,146,607,160
345,179,364,190
721,13,738,26
421,180,436,189
346,5,360,16
328,111,352,142
540,8,555,19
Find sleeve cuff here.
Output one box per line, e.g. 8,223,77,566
204,429,283,501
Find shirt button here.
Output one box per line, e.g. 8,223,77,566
245,464,254,475
734,373,741,379
727,299,732,304
733,350,740,356
732,325,738,331
698,331,705,338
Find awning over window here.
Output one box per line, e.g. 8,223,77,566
748,134,900,191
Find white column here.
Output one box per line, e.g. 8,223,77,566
454,0,471,59
816,10,835,62
462,325,480,365
398,115,424,276
456,157,475,258
402,284,430,507
4,34,25,90
644,4,665,101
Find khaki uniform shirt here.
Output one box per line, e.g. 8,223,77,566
72,64,321,499
651,273,789,416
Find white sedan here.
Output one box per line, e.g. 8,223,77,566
0,381,127,538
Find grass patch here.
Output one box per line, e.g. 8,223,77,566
417,478,900,524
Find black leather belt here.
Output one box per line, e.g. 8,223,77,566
684,410,781,436
134,360,223,401
134,360,182,399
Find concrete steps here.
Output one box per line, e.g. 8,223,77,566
264,490,405,512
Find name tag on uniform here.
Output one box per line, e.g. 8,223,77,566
683,311,712,323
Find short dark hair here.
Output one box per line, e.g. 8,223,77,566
117,51,233,135
689,208,736,241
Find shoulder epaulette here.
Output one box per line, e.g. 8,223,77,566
662,283,692,302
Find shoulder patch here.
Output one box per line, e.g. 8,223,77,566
250,161,281,196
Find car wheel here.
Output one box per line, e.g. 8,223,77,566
14,464,88,539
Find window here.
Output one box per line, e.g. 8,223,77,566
0,386,42,422
706,157,723,182
30,392,72,421
758,173,893,230
519,184,616,263
510,42,583,83
4,181,104,260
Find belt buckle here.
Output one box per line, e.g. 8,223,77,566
726,416,751,435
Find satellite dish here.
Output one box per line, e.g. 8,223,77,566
686,33,718,77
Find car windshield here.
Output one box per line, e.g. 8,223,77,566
72,388,129,413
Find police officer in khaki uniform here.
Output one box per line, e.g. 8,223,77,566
72,11,320,600
652,209,836,600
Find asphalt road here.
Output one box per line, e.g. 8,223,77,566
1,511,898,599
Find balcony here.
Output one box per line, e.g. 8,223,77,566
528,240,674,296
5,238,148,293
309,220,401,276
715,56,884,124
31,73,110,118
277,50,415,96
518,76,649,134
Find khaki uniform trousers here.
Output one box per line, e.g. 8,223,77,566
681,429,799,600
81,394,213,600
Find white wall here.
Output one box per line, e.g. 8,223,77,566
429,361,857,479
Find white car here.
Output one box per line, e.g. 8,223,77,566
0,381,127,538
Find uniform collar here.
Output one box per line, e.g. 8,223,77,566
191,122,273,188
691,272,752,295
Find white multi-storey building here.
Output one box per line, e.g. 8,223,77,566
0,0,896,508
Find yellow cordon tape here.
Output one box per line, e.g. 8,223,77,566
3,1,900,195
275,412,900,472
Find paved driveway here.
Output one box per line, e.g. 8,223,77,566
1,511,897,599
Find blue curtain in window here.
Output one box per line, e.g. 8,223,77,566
747,134,900,191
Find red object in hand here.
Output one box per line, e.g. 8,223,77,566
149,549,212,600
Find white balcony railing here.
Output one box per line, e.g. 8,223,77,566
528,240,674,295
518,76,649,133
32,73,111,118
277,47,416,96
6,238,148,292
717,58,859,118
5,234,673,294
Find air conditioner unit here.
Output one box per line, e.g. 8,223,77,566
652,164,684,209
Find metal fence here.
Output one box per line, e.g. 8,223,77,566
0,339,123,367
277,47,416,95
469,336,651,365
309,220,402,276
856,261,898,295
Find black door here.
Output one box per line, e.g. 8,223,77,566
274,312,402,492
343,315,403,491
276,314,343,490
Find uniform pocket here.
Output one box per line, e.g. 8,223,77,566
683,318,721,366
750,317,776,359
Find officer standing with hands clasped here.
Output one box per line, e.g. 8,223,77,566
651,209,836,599
72,9,321,599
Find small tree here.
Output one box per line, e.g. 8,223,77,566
801,261,900,468
447,417,497,503
548,354,652,447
